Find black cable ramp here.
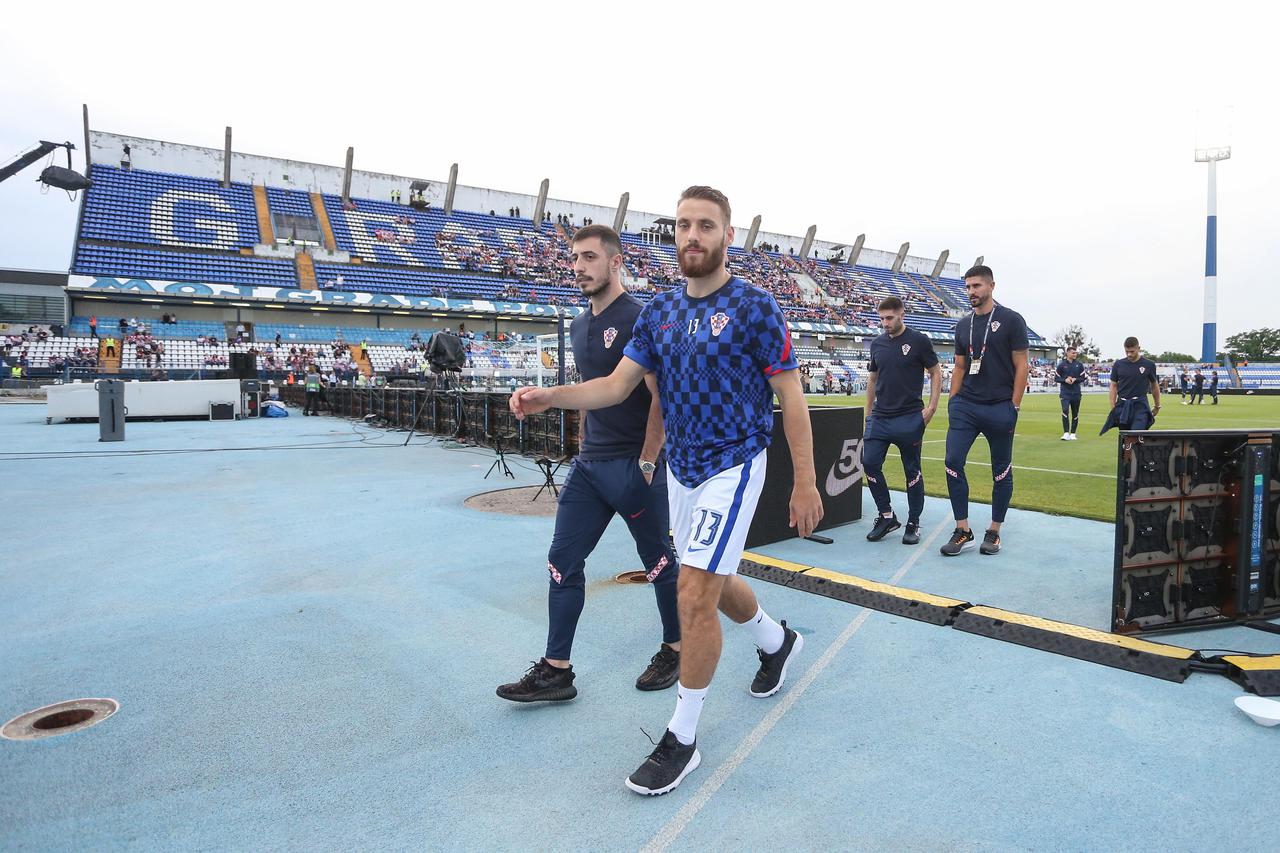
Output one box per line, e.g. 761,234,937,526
737,553,967,626
1220,655,1280,695
738,552,1197,685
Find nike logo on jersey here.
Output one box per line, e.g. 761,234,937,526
660,322,677,331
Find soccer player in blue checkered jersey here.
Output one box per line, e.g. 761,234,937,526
512,186,823,796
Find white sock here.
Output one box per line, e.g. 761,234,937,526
667,683,708,745
745,606,785,655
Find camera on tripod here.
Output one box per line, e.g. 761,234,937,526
427,331,466,375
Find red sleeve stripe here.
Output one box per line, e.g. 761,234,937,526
762,332,795,376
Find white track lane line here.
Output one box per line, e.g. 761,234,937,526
917,455,1111,478
638,516,955,853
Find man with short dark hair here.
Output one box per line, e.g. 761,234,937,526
498,223,682,706
1192,368,1206,404
1103,336,1161,432
1209,368,1219,404
862,295,942,544
1055,345,1086,440
1180,368,1190,403
511,187,820,796
941,265,1030,557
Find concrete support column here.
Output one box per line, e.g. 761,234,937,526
848,234,865,266
613,192,630,233
798,225,817,259
222,127,232,188
444,163,459,215
342,147,354,203
931,250,950,278
891,242,910,273
743,215,762,251
82,104,92,175
531,178,550,225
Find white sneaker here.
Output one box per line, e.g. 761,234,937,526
1069,433,1078,440
1061,432,1070,441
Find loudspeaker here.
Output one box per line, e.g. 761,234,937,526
230,353,258,379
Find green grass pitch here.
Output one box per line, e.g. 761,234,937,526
805,392,1280,522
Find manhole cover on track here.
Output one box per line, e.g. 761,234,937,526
2,698,119,741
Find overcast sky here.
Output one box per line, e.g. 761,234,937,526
2,1,1277,358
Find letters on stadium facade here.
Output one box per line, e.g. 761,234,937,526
66,275,582,319
66,275,945,339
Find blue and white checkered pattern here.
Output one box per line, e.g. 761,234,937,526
624,277,797,487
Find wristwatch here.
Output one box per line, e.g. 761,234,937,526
638,459,657,475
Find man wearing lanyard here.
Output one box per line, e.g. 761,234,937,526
1055,345,1086,440
941,265,1030,557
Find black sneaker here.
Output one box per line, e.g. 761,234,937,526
635,645,680,691
496,658,577,703
749,621,804,698
980,529,1002,555
940,527,975,556
902,521,921,545
625,729,701,796
866,513,902,542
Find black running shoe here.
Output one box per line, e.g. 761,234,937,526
866,513,902,542
625,729,701,795
750,621,804,698
496,658,577,703
635,645,680,692
940,527,975,556
902,521,921,545
980,529,1002,555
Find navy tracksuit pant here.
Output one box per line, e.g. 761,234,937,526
1060,392,1081,433
545,455,679,661
944,396,1018,524
862,411,927,523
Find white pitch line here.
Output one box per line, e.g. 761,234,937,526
917,455,1111,479
638,516,954,853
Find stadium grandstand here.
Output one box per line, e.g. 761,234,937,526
5,129,1277,393
1,129,1061,392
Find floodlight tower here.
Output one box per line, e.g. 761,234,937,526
1195,145,1230,362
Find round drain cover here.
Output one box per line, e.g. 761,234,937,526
2,698,119,741
615,571,649,584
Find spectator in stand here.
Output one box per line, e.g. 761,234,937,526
89,315,98,338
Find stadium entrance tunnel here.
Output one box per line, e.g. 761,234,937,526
737,553,1280,694
2,698,120,741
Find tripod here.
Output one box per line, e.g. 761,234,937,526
402,369,463,446
485,432,515,480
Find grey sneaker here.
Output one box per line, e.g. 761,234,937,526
940,527,975,556
980,529,1002,555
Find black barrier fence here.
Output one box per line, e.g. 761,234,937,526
281,384,580,458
